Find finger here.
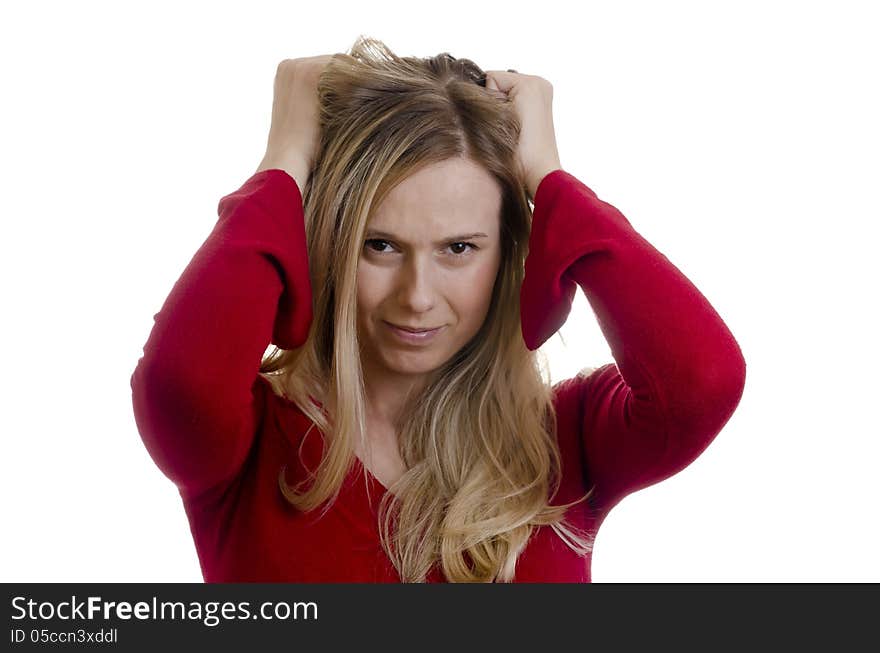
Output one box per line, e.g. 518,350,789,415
484,70,517,94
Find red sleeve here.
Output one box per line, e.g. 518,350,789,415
129,169,313,500
522,170,746,516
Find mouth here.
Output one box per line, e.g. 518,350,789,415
384,321,446,343
387,322,442,333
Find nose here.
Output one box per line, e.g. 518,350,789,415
395,255,437,314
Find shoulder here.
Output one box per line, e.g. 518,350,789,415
256,374,315,413
548,366,603,437
253,375,314,437
547,365,611,497
551,364,609,410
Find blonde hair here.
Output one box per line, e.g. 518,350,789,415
259,35,595,582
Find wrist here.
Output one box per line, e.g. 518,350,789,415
527,163,563,199
256,153,310,192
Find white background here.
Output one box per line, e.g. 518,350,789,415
2,0,878,582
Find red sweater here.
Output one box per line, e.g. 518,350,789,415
130,168,746,582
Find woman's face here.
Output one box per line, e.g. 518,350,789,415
356,157,503,385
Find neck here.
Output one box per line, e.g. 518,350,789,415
360,360,426,434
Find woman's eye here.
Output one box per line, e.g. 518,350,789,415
448,242,477,256
365,239,393,253
363,240,478,257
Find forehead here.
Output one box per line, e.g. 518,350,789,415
369,158,503,239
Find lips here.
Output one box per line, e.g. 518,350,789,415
383,321,447,345
388,322,441,333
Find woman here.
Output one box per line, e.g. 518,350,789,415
130,36,746,583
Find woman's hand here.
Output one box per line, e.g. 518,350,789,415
484,70,563,200
256,54,338,191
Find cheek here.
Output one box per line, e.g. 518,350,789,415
356,266,387,312
355,277,374,341
453,258,501,313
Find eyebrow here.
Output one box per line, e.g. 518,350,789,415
364,230,490,247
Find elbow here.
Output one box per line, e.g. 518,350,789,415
663,344,747,447
129,358,209,492
688,346,747,436
130,359,186,484
708,342,747,413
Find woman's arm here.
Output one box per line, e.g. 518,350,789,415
130,169,313,500
524,170,746,516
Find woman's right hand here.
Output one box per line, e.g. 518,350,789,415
256,54,337,191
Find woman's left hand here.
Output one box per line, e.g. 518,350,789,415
484,70,563,200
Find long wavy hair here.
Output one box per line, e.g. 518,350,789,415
259,35,595,582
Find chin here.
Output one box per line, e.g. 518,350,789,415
382,345,452,370
383,355,441,375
